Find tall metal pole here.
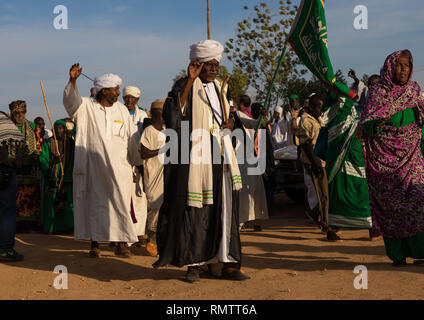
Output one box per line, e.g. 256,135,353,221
207,0,211,39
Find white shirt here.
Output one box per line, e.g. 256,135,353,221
203,82,223,126
272,112,300,149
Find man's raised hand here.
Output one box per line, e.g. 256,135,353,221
69,63,82,85
188,60,204,81
348,68,360,85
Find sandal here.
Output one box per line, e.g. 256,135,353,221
392,259,407,267
145,242,158,257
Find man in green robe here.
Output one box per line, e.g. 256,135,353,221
40,120,74,234
320,86,380,240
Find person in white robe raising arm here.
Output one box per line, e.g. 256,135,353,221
63,63,139,258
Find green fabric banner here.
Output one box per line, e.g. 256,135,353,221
288,0,357,99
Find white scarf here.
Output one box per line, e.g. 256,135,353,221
187,78,242,208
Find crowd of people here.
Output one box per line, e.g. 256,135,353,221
1,40,424,283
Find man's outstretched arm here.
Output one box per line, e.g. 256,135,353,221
63,63,83,118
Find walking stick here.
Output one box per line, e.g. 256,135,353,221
220,75,231,125
219,75,231,159
40,81,65,180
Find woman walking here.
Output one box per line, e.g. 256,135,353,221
360,50,424,266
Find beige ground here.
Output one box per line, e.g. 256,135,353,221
1,194,423,300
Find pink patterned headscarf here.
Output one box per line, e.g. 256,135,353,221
360,50,424,124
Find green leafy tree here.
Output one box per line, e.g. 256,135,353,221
225,1,307,106
173,69,187,85
218,65,249,103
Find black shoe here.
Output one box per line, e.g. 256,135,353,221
413,259,424,265
109,242,117,248
393,259,407,267
253,225,262,232
89,247,100,258
185,268,200,283
0,250,24,262
114,245,132,258
326,231,342,242
222,269,250,281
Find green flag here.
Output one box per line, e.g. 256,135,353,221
288,0,357,99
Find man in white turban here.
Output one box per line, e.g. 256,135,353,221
123,86,148,131
63,63,140,258
153,40,250,283
122,85,148,248
271,94,301,150
189,39,224,63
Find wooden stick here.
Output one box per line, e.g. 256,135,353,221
207,0,211,40
220,75,231,125
40,81,65,178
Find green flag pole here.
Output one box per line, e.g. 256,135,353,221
254,41,289,139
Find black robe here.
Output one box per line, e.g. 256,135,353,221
153,78,242,268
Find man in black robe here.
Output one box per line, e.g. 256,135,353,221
153,40,250,283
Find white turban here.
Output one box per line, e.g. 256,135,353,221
123,86,141,98
189,40,224,63
93,73,122,94
275,106,283,115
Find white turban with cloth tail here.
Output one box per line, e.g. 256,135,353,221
123,86,141,98
275,106,283,116
189,40,224,63
93,73,123,94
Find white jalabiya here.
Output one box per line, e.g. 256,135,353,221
140,125,166,233
203,82,223,125
128,106,149,237
235,111,269,224
130,107,148,133
352,80,368,109
63,82,139,242
304,167,319,210
131,166,147,237
271,111,300,150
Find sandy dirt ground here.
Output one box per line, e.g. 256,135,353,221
1,193,423,300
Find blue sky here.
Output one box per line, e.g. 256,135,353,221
1,0,423,125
